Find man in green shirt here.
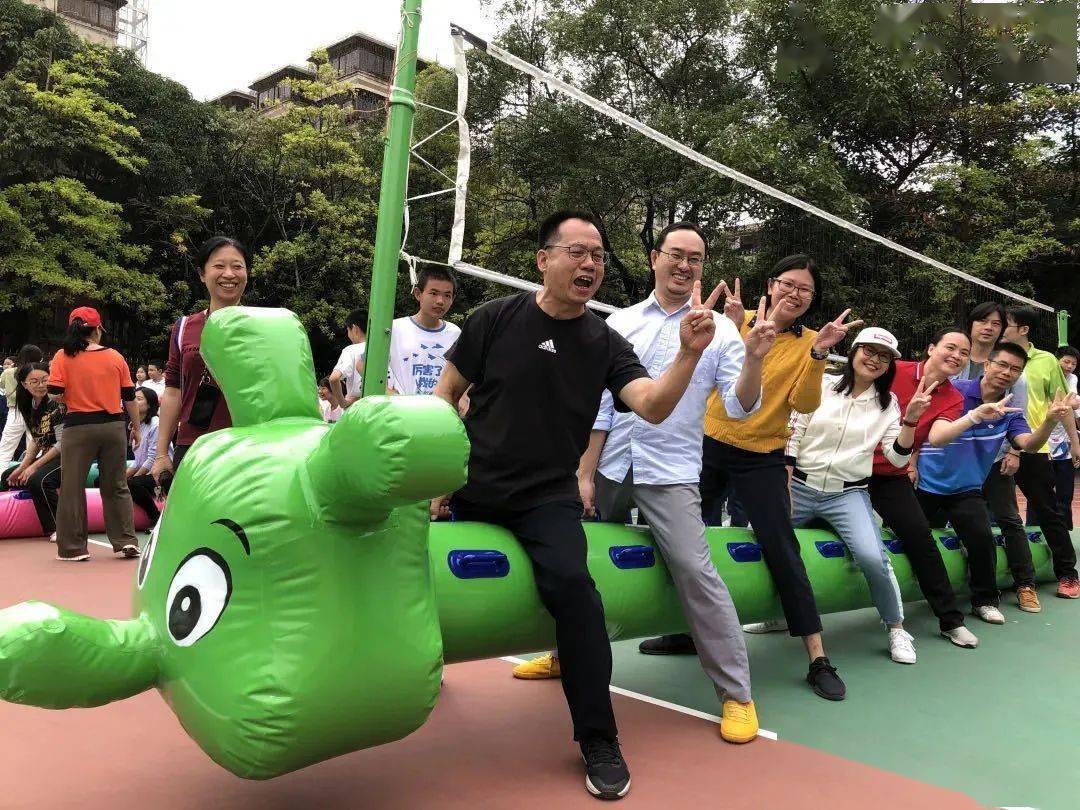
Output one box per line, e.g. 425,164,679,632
1003,307,1080,599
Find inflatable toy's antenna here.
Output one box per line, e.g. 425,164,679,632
362,0,424,399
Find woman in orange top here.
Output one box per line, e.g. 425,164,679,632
48,307,141,561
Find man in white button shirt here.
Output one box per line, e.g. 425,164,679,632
141,362,166,397
515,222,775,744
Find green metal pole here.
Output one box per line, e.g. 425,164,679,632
1058,310,1070,348
362,0,423,398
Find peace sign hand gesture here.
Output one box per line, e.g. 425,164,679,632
717,278,744,328
812,309,865,353
743,296,778,360
971,393,1022,424
904,377,940,423
1047,390,1074,425
679,280,720,355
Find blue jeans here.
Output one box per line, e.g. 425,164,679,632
791,481,904,626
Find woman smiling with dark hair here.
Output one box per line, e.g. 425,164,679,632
152,236,249,486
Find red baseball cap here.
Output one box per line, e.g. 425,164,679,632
68,306,103,328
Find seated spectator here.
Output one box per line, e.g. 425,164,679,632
142,361,166,396
0,363,63,541
127,387,164,526
134,366,148,385
0,345,44,467
318,377,343,422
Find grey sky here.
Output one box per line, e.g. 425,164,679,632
147,0,495,101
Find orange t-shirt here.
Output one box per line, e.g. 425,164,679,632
48,347,134,417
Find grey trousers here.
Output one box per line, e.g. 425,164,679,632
595,469,752,703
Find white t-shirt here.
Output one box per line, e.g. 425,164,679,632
333,341,366,399
387,317,461,396
319,398,343,423
141,378,166,396
1049,372,1079,460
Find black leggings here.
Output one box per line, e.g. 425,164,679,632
1,456,61,535
128,473,160,523
452,497,617,743
700,437,822,637
868,475,965,631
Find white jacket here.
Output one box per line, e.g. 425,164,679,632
786,376,910,492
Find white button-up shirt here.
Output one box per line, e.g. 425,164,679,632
595,293,760,485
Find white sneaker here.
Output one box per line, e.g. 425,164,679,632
973,605,1005,625
888,629,917,664
941,626,979,648
742,619,788,634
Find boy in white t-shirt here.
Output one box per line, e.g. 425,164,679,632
329,309,367,410
387,268,460,396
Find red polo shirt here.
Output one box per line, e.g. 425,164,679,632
872,360,964,477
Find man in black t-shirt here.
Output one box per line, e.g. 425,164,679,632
434,210,721,801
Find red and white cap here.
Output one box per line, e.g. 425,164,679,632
851,327,900,358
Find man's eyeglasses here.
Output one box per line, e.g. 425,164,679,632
770,277,815,299
858,346,894,365
988,358,1025,375
656,249,704,269
544,244,609,266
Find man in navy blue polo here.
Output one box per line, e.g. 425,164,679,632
916,343,1071,625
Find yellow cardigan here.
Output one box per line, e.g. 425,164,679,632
703,312,826,453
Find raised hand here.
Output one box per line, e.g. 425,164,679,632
904,377,940,423
813,308,865,353
717,278,745,328
679,280,719,355
743,296,777,360
1047,390,1073,424
971,392,1022,423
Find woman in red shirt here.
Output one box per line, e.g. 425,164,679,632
48,307,140,561
151,236,249,486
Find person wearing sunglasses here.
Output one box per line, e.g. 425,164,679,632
152,237,249,486
0,363,63,542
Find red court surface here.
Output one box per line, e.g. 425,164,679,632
0,537,983,809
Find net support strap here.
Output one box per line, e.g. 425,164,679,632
448,30,472,266
449,23,1053,313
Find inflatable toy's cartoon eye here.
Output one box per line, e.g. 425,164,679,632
137,521,160,589
165,548,232,647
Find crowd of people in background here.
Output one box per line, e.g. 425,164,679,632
0,222,1078,800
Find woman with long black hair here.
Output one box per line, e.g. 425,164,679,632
152,236,249,485
48,307,140,561
0,344,44,467
0,363,63,540
786,328,927,664
126,386,165,525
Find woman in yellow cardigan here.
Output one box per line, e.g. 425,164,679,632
640,255,862,701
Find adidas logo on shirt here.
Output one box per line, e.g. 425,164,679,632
538,339,557,354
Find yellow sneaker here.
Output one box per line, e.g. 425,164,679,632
720,699,758,744
512,653,561,680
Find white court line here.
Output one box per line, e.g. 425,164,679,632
88,539,114,549
500,656,778,740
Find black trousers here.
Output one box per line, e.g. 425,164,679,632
1009,453,1077,583
983,460,1033,587
868,475,965,631
128,474,161,523
452,497,617,743
916,489,999,608
1050,459,1076,531
700,437,822,637
1,456,61,535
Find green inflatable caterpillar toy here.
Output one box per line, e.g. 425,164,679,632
0,307,1064,779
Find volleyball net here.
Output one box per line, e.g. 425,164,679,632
395,22,1061,353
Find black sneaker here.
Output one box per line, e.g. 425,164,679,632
806,656,846,701
637,633,696,656
580,737,631,800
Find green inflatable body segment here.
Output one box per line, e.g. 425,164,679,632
0,305,1070,782
431,523,1066,663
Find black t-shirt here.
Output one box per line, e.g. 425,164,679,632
446,292,649,509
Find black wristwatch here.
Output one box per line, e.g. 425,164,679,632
809,346,829,361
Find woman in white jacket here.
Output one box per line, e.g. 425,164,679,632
787,328,935,665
